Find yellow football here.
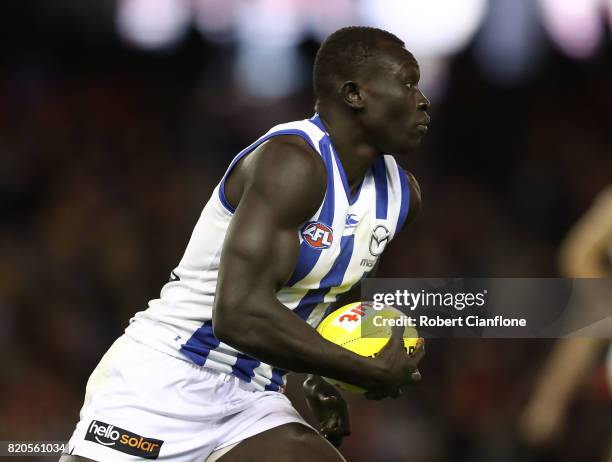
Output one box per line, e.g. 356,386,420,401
316,301,419,392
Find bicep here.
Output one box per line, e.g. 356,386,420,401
219,192,301,299
215,139,327,313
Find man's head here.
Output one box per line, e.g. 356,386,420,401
314,26,430,154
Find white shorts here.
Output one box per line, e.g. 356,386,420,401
66,335,310,461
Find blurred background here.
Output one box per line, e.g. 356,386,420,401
1,0,611,460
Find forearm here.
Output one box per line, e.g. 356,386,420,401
532,338,605,406
214,298,383,389
558,187,612,278
559,241,609,277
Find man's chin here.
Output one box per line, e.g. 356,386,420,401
393,141,421,155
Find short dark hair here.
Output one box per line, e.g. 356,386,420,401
313,26,404,101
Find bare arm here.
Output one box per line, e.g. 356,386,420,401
559,186,612,277
213,138,422,393
535,187,612,403
520,186,612,446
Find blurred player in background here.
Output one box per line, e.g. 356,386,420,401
60,26,427,462
520,185,612,461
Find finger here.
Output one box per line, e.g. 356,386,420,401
398,368,421,388
334,414,351,436
412,337,425,355
389,324,405,343
321,421,343,447
318,394,339,407
410,338,426,363
323,415,339,434
381,324,405,353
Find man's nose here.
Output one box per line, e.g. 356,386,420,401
417,90,430,111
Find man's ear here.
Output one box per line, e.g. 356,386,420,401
340,81,364,109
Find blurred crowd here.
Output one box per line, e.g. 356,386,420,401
1,2,611,461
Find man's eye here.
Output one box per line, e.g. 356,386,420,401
405,83,414,89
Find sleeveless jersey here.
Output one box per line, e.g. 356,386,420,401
125,114,412,392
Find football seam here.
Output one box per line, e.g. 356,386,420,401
338,334,418,348
338,332,389,347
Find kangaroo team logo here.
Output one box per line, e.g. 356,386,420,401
369,225,390,256
302,221,333,249
85,420,163,459
345,214,359,228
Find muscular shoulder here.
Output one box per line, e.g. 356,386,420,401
405,170,422,227
233,135,327,226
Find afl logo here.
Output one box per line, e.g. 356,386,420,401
369,225,390,256
302,221,333,249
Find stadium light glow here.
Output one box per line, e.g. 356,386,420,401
357,0,488,57
300,0,360,41
538,0,605,59
194,0,239,44
235,0,306,47
474,0,544,84
117,0,191,50
235,44,306,99
233,0,307,99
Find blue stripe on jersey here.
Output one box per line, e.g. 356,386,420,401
309,113,327,133
396,167,411,233
265,367,287,391
316,136,335,225
318,273,368,324
286,135,335,286
293,234,355,321
218,129,319,214
372,157,389,219
232,353,260,383
310,114,363,206
179,321,220,366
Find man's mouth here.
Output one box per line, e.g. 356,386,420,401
415,123,429,133
416,115,430,126
415,116,430,134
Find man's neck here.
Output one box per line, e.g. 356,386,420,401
317,106,380,191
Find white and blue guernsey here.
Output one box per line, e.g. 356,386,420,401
125,114,412,392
